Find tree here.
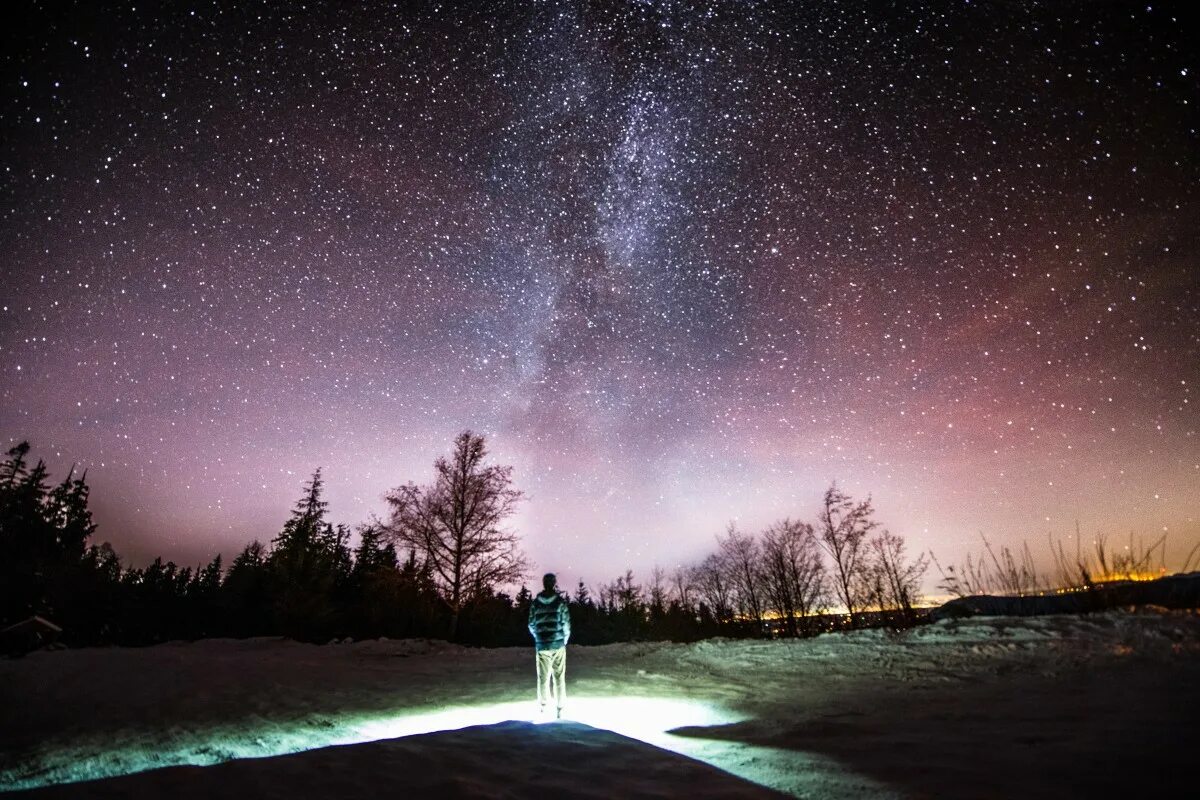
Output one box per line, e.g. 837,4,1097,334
45,464,97,561
224,540,271,636
670,566,694,613
868,528,929,620
352,524,395,576
816,484,877,624
692,552,733,625
573,579,592,607
194,554,224,594
382,431,527,639
760,518,826,636
0,442,98,626
718,523,765,628
569,579,602,645
0,443,52,623
598,569,646,640
269,469,341,639
647,565,668,629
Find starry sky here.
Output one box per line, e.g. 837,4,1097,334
2,1,1197,588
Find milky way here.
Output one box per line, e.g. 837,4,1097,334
2,1,1197,585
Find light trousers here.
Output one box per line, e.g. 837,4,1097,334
535,646,566,710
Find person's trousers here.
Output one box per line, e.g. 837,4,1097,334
535,646,566,709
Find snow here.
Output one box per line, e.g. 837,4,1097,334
3,609,1198,798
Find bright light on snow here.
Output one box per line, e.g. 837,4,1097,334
7,696,742,791
345,696,740,755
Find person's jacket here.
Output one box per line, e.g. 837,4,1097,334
528,590,571,651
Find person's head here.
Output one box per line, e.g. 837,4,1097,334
542,573,557,592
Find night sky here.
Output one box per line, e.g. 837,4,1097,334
2,1,1196,586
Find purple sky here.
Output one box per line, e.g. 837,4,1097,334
2,2,1196,590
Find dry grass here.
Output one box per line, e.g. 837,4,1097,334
932,524,1186,599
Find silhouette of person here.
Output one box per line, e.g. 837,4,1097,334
528,572,571,718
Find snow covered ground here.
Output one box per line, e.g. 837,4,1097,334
3,609,1198,799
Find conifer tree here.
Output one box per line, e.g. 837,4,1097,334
270,469,340,639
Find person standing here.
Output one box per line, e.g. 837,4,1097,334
528,572,571,718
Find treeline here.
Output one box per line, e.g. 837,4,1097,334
1,435,928,650
581,485,931,642
1,439,502,647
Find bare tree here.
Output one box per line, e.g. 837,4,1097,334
670,565,694,613
382,431,527,638
864,560,890,615
869,528,930,619
691,552,733,624
718,523,765,627
648,565,668,618
760,518,825,636
816,483,877,624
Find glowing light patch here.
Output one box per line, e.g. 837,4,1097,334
345,696,741,755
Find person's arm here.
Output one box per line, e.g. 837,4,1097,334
528,601,537,639
560,597,571,645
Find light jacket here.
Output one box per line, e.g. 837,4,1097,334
528,590,571,651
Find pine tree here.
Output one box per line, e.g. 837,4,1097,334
269,469,340,640
0,442,100,626
195,554,223,594
0,441,32,491
224,541,270,636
